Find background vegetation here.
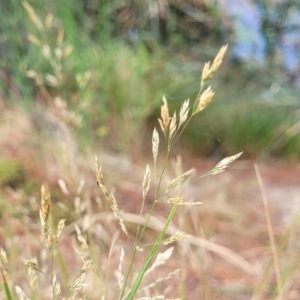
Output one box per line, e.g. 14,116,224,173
1,1,300,299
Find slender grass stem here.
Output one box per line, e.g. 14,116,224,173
126,205,178,300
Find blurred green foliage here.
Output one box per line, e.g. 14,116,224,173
0,0,300,159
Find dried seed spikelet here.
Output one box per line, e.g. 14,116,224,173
27,34,43,47
162,232,188,245
118,248,125,290
47,232,56,249
158,96,170,135
40,185,51,237
141,269,181,295
41,45,51,59
62,45,73,58
201,45,228,85
143,165,151,200
95,155,109,198
152,128,159,162
23,259,38,272
209,152,243,175
51,275,61,298
201,62,211,84
144,247,174,277
0,248,8,264
167,197,202,206
22,1,43,31
194,86,215,114
45,13,54,29
178,98,190,128
69,258,93,293
56,219,66,241
165,169,194,194
169,112,177,140
75,225,88,249
211,45,228,73
57,29,64,46
110,193,129,237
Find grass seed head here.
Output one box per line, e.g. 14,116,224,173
162,232,188,245
23,259,38,272
158,96,170,135
143,164,151,200
178,98,190,128
166,169,194,194
201,45,228,85
152,128,159,162
40,185,51,237
194,86,215,114
209,152,243,175
169,112,177,140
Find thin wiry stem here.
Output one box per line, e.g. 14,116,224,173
254,164,283,300
125,205,178,300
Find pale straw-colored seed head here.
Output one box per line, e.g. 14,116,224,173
45,13,54,29
22,0,44,31
110,193,129,237
201,45,228,85
56,218,66,241
158,96,170,134
165,169,194,194
47,232,56,249
27,34,43,47
209,152,243,175
40,185,51,237
178,98,190,128
211,45,228,73
169,112,177,140
57,29,64,46
40,185,51,222
143,165,151,200
194,86,215,114
152,128,159,163
201,62,212,84
75,225,88,249
162,232,188,245
51,275,61,298
167,197,202,206
23,259,38,272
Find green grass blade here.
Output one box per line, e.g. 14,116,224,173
1,268,13,300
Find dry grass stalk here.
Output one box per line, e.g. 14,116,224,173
254,164,283,300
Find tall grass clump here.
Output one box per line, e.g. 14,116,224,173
15,45,245,300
